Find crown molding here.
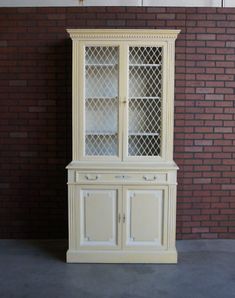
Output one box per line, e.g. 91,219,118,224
67,29,181,41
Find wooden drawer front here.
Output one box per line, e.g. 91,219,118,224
76,172,168,184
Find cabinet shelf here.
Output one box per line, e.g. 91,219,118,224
129,133,159,136
129,97,161,100
86,132,117,136
86,97,118,100
129,64,161,67
86,64,118,67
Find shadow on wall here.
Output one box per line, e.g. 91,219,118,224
0,37,72,238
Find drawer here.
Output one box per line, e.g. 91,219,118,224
76,172,168,184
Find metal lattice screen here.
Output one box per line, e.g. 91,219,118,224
85,46,119,156
128,47,162,156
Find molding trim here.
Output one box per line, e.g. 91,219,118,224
67,29,181,41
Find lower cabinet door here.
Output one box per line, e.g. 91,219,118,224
79,186,122,250
123,186,167,250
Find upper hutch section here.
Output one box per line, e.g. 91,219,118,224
67,29,180,164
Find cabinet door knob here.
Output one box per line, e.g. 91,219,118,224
123,214,126,223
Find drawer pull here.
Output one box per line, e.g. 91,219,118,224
115,175,130,179
143,175,157,181
85,175,99,181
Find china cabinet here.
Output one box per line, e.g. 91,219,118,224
66,29,180,263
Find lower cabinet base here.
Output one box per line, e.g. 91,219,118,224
66,249,178,264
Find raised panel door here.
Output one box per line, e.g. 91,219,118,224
79,186,122,249
123,186,167,249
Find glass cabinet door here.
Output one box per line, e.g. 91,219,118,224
84,46,119,157
128,46,163,158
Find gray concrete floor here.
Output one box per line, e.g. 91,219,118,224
0,240,234,298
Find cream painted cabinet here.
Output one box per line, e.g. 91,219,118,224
66,29,180,263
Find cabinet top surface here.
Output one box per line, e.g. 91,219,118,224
67,29,180,40
66,161,179,171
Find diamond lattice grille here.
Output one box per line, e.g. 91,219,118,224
129,98,161,133
128,135,161,156
128,47,162,156
86,47,118,65
85,46,119,156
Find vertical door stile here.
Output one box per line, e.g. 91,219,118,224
118,186,123,249
76,41,85,160
118,43,124,161
161,42,168,161
119,43,129,161
122,186,126,249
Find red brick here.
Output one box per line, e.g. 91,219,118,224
207,14,226,20
182,221,201,227
192,215,210,221
201,221,218,227
201,233,218,239
193,178,211,184
217,48,235,55
205,94,224,101
146,7,166,13
197,34,216,40
186,40,205,47
207,41,225,47
206,68,225,74
196,87,214,94
217,21,235,27
47,14,66,20
192,227,209,233
196,74,215,80
216,61,234,68
202,209,219,215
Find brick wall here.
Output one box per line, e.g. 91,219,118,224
0,7,234,239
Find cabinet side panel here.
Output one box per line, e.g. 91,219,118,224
164,40,175,161
68,185,79,250
167,183,177,249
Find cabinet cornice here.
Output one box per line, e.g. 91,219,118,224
67,29,181,41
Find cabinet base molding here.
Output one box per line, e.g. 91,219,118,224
66,249,177,264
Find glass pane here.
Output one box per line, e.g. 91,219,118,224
128,47,162,157
85,46,119,156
